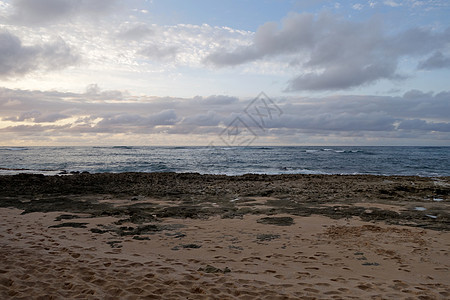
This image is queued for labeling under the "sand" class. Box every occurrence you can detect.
[0,173,449,299]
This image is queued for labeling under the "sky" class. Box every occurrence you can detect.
[0,0,449,146]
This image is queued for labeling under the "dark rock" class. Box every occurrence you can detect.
[90,228,107,234]
[106,241,122,248]
[49,222,88,228]
[362,262,380,266]
[133,236,150,240]
[257,216,294,226]
[55,214,81,221]
[118,224,160,236]
[228,245,243,251]
[256,234,280,242]
[181,243,201,249]
[198,265,231,273]
[165,232,186,238]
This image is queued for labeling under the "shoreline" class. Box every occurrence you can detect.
[1,172,449,231]
[2,169,450,177]
[1,173,449,299]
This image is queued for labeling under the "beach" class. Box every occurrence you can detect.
[0,173,449,299]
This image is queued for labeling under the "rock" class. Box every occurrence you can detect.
[198,265,231,273]
[181,243,202,249]
[257,216,294,226]
[49,222,88,228]
[256,234,280,242]
[133,236,150,240]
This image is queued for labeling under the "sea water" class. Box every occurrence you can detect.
[0,146,449,177]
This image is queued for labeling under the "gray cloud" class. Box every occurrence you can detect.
[1,87,449,142]
[9,0,117,25]
[138,44,180,61]
[95,110,179,129]
[181,111,222,127]
[267,111,396,132]
[4,110,69,123]
[205,12,450,91]
[0,31,80,79]
[4,110,41,122]
[418,51,450,70]
[34,113,69,123]
[398,119,450,132]
[84,84,124,100]
[116,23,154,40]
[193,95,239,105]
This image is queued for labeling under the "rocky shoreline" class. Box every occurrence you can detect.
[1,173,449,231]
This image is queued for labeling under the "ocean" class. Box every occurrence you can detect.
[0,146,449,177]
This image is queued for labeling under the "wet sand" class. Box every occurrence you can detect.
[0,173,449,299]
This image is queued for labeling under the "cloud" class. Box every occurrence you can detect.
[138,44,180,61]
[116,23,154,40]
[0,31,80,79]
[4,109,69,123]
[267,111,396,131]
[398,119,450,132]
[287,63,399,91]
[383,1,402,7]
[194,95,239,105]
[9,0,117,25]
[181,111,222,126]
[205,12,450,91]
[4,110,41,122]
[418,51,450,70]
[95,109,179,129]
[84,84,124,100]
[0,87,449,144]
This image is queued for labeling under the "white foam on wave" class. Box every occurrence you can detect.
[5,147,28,151]
[0,167,66,176]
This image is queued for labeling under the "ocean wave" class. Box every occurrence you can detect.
[0,167,66,176]
[305,149,319,153]
[0,146,448,177]
[4,147,28,151]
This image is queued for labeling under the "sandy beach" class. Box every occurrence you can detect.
[1,173,449,299]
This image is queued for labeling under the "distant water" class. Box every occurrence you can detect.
[0,146,449,177]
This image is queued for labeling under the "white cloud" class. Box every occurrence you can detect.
[383,1,402,7]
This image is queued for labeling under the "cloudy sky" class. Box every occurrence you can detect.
[0,0,449,146]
